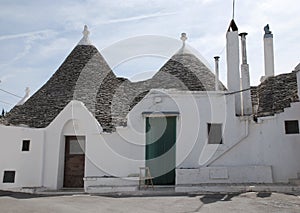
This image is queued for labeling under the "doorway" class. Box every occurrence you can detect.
[63,136,85,188]
[145,116,176,185]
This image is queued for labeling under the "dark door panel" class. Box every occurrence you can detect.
[64,136,85,188]
[146,116,176,185]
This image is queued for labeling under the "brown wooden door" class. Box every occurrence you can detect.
[63,136,85,188]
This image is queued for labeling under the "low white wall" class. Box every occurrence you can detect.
[176,166,273,184]
[85,131,144,178]
[0,125,44,189]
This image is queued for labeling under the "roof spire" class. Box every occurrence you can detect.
[227,0,238,32]
[78,25,92,45]
[181,33,187,46]
[232,0,235,19]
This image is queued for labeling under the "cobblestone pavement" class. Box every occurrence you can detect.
[0,191,300,213]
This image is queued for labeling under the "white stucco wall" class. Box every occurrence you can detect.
[211,102,300,183]
[0,125,44,189]
[83,89,252,181]
[1,88,299,191]
[83,89,234,183]
[106,89,299,184]
[42,100,101,189]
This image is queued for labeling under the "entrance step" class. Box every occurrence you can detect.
[86,185,178,195]
[87,185,138,193]
[86,185,176,194]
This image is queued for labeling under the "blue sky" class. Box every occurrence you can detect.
[0,0,299,111]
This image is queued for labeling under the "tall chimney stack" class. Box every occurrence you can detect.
[295,64,300,100]
[214,56,220,91]
[239,32,252,115]
[263,24,275,79]
[226,19,242,115]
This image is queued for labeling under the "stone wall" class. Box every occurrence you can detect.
[254,72,298,117]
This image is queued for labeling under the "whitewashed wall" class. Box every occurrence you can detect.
[0,89,299,191]
[0,125,44,189]
[43,100,101,189]
[84,89,251,184]
[211,101,300,183]
[39,90,300,187]
[84,89,299,184]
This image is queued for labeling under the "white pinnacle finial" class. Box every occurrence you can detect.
[181,33,187,44]
[181,33,187,48]
[16,87,30,106]
[78,25,92,45]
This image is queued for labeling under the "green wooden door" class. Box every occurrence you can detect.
[146,116,176,185]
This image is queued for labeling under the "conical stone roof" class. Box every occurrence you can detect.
[4,31,226,132]
[6,44,118,128]
[152,48,226,91]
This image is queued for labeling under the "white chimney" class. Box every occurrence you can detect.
[297,71,300,99]
[263,24,275,78]
[239,32,252,115]
[226,19,242,115]
[295,64,300,99]
[214,56,220,91]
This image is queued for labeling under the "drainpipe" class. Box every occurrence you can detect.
[296,68,300,99]
[214,56,220,91]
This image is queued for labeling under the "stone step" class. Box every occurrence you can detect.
[84,177,139,187]
[87,185,138,194]
[86,185,176,194]
[289,178,300,186]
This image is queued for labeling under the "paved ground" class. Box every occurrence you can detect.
[0,191,300,212]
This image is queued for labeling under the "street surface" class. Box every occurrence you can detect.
[0,191,300,212]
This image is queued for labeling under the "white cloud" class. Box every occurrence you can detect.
[0,29,56,41]
[92,12,177,27]
[0,29,58,69]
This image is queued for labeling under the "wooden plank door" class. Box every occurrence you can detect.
[63,136,85,188]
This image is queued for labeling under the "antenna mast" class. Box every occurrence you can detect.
[232,0,235,19]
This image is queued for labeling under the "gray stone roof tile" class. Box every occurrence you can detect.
[251,71,299,117]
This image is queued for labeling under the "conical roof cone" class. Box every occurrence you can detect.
[152,33,226,91]
[6,32,117,128]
